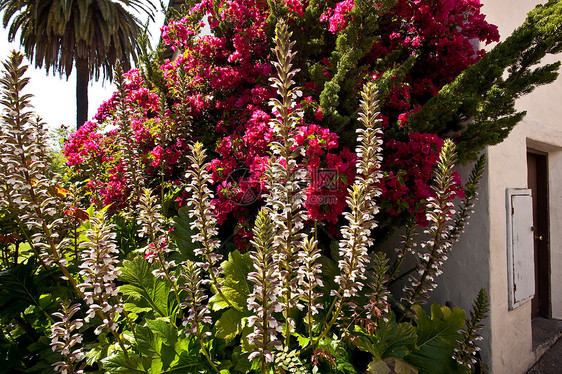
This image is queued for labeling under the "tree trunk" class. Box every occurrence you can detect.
[76,57,89,129]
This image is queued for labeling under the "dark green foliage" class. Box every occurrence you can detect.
[353,314,417,362]
[318,0,397,127]
[112,213,140,257]
[0,261,40,321]
[209,250,253,312]
[171,206,199,262]
[215,308,250,341]
[404,304,468,374]
[351,305,469,374]
[119,258,178,318]
[408,0,562,162]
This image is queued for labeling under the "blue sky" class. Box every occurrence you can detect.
[0,1,166,130]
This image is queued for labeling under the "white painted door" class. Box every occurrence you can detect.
[507,189,535,309]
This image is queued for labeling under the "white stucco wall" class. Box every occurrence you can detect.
[435,1,562,373]
[470,0,562,372]
[485,115,562,374]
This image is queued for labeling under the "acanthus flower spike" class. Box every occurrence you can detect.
[264,19,309,345]
[77,211,123,335]
[335,81,383,306]
[247,207,283,368]
[50,301,85,374]
[185,141,230,307]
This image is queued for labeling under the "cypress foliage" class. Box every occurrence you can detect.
[408,0,562,162]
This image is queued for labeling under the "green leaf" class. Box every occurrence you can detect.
[393,359,418,374]
[171,206,199,262]
[367,360,390,374]
[102,351,151,374]
[353,313,416,361]
[215,308,248,341]
[209,250,252,311]
[231,344,252,373]
[368,358,418,374]
[118,258,175,318]
[0,261,43,321]
[172,334,209,372]
[146,319,179,346]
[134,325,177,372]
[294,332,311,348]
[123,303,152,314]
[404,304,466,374]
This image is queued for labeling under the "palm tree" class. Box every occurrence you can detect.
[0,0,154,128]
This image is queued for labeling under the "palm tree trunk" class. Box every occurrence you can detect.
[76,57,89,129]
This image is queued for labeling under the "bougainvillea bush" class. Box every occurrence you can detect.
[62,0,501,247]
[62,0,562,250]
[63,0,562,250]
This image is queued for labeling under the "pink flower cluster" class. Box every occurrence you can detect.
[380,133,464,224]
[366,0,499,126]
[321,0,355,33]
[63,70,193,210]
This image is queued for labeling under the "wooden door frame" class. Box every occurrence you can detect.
[527,149,551,319]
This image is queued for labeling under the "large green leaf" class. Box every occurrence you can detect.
[102,351,151,374]
[353,314,417,361]
[209,250,252,312]
[118,258,176,318]
[135,325,176,372]
[171,206,199,262]
[109,323,207,374]
[146,318,178,347]
[0,261,44,321]
[368,358,418,374]
[172,333,209,372]
[215,308,249,341]
[404,304,466,374]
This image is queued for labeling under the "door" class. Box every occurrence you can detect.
[527,151,550,319]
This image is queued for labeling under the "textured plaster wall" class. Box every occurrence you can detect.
[485,118,562,374]
[487,125,534,374]
[435,1,562,373]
